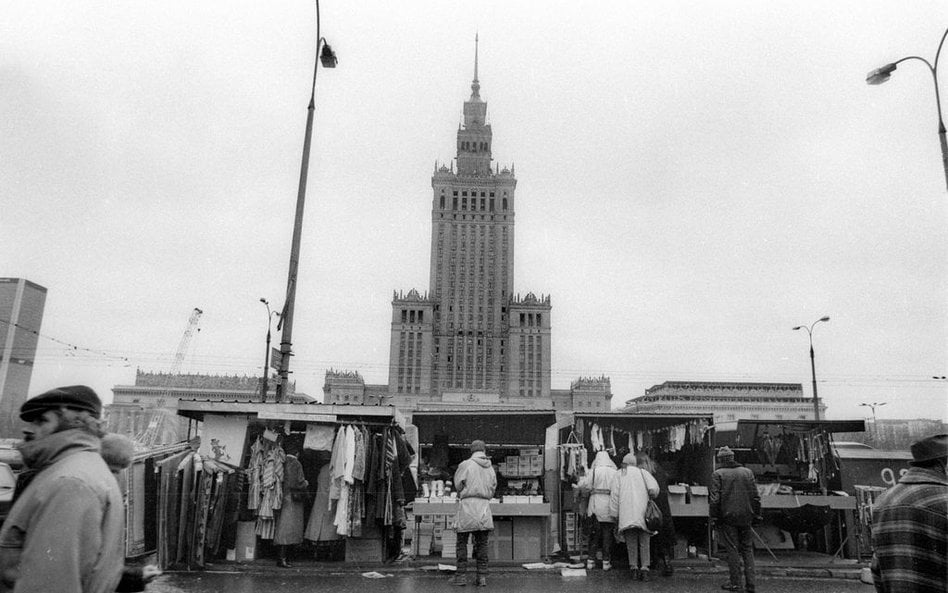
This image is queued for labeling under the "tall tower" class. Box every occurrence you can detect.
[0,278,47,437]
[389,39,552,407]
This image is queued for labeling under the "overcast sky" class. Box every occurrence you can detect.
[3,1,946,423]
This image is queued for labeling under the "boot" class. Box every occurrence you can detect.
[641,569,651,582]
[475,576,487,587]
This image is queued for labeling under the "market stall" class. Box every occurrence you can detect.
[171,398,411,569]
[553,412,715,563]
[409,409,557,562]
[713,419,866,558]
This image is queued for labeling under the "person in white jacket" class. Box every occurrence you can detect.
[609,452,659,581]
[451,440,497,587]
[576,450,618,570]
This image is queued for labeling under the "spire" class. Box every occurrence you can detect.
[471,33,481,99]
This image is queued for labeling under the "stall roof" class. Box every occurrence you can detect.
[411,409,557,446]
[176,397,405,426]
[566,412,714,431]
[714,419,866,448]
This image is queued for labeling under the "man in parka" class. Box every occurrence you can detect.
[709,446,761,593]
[451,440,497,587]
[0,386,125,593]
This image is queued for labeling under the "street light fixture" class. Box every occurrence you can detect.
[866,27,948,191]
[859,401,887,443]
[275,0,337,403]
[259,298,280,401]
[792,316,831,421]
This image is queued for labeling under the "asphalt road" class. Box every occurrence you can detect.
[148,570,873,593]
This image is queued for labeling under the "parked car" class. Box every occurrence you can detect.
[0,462,17,526]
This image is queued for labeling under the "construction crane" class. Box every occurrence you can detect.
[138,308,203,447]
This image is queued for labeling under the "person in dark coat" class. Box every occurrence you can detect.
[871,434,947,593]
[636,452,675,576]
[709,446,761,593]
[274,442,309,567]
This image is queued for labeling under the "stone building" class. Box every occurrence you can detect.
[325,43,610,412]
[0,278,46,438]
[622,381,822,424]
[108,369,310,445]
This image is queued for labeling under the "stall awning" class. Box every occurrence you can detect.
[411,409,557,446]
[714,419,866,448]
[176,398,405,426]
[566,412,715,433]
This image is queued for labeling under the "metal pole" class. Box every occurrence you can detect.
[276,3,324,403]
[809,339,820,421]
[262,318,271,401]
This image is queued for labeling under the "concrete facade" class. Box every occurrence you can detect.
[325,47,611,412]
[0,278,46,438]
[622,381,823,424]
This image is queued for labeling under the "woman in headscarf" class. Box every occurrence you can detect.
[636,451,675,576]
[609,452,659,581]
[576,451,619,570]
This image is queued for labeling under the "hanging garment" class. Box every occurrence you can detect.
[305,462,340,542]
[274,454,309,545]
[303,424,335,451]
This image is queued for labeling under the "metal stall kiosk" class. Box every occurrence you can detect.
[174,398,409,569]
[552,412,715,564]
[713,419,866,560]
[409,409,557,562]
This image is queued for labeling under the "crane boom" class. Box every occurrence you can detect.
[138,308,203,447]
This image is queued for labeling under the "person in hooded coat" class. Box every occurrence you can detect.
[576,450,618,570]
[609,452,659,581]
[450,440,496,587]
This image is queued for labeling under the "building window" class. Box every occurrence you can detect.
[503,198,508,210]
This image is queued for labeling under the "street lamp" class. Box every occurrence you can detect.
[259,298,280,401]
[792,316,831,421]
[859,401,887,443]
[867,27,948,191]
[275,0,337,403]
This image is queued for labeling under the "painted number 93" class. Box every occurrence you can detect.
[881,467,908,487]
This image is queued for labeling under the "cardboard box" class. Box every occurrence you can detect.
[520,448,540,456]
[668,484,687,505]
[234,521,256,561]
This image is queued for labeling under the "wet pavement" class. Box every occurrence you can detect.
[148,570,873,593]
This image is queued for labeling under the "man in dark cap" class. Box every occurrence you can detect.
[0,386,125,593]
[450,439,496,587]
[709,446,761,593]
[871,434,948,593]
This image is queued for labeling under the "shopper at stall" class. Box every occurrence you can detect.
[709,446,761,593]
[870,433,947,593]
[576,450,618,570]
[636,451,675,577]
[274,442,309,568]
[0,385,125,593]
[609,452,659,581]
[451,439,497,587]
[100,433,163,592]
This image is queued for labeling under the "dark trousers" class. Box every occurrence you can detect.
[456,530,491,576]
[719,524,756,592]
[587,520,615,562]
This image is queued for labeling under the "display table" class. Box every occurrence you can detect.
[760,494,855,510]
[412,501,551,561]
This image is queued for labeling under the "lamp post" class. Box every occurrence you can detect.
[867,27,948,191]
[792,316,831,421]
[859,401,887,443]
[274,0,337,403]
[259,298,280,401]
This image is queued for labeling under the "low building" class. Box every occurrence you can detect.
[108,369,311,445]
[622,381,822,424]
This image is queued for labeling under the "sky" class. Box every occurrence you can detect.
[2,1,946,423]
